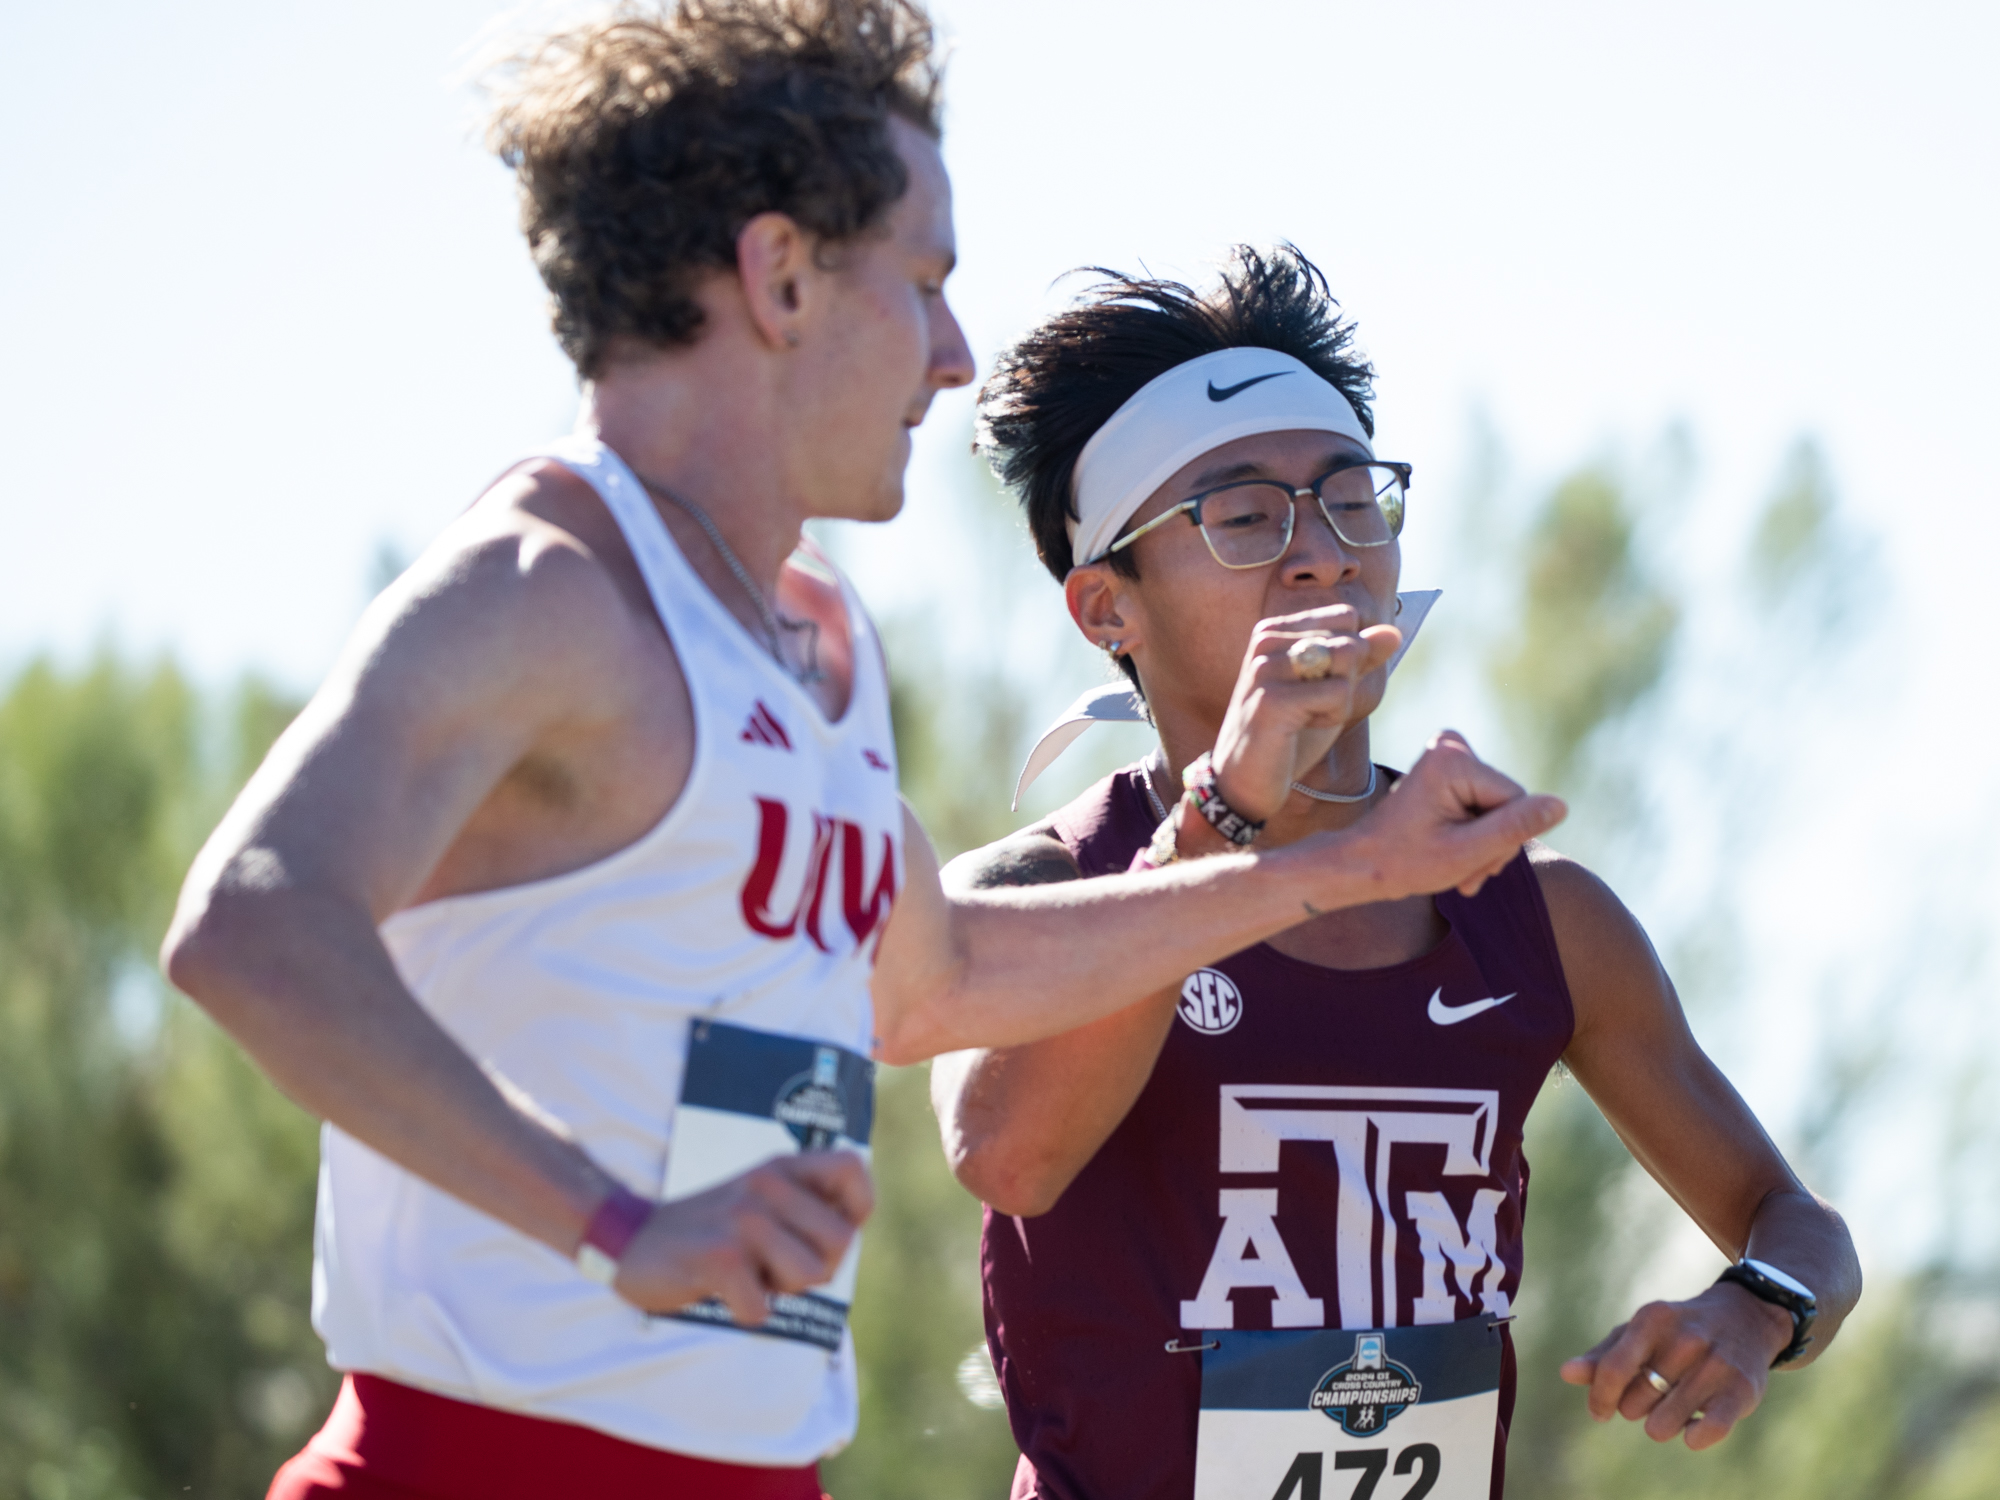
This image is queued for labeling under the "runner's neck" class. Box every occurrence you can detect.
[580,366,808,609]
[1148,714,1383,848]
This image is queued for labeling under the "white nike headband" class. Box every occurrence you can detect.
[1067,347,1374,568]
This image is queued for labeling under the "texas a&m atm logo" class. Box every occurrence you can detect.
[739,798,897,959]
[1180,1085,1511,1331]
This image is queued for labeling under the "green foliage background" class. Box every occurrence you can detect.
[1,430,1996,1497]
[0,665,331,1498]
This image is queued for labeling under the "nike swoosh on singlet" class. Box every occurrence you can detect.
[1426,988,1517,1026]
[1206,371,1293,402]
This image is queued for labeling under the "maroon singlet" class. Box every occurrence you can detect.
[983,767,1574,1500]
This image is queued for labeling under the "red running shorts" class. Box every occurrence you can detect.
[269,1373,828,1500]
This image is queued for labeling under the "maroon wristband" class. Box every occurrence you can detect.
[576,1182,653,1286]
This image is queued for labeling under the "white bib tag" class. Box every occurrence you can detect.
[657,1019,874,1350]
[1193,1317,1502,1500]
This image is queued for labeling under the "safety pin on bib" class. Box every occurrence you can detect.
[1169,1318,1510,1353]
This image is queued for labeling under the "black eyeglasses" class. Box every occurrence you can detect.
[1104,459,1410,569]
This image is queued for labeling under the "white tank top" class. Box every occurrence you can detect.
[310,434,905,1465]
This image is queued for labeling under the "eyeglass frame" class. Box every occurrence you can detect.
[1100,457,1412,569]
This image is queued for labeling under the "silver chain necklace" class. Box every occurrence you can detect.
[1141,751,1171,823]
[1291,760,1378,805]
[1142,751,1378,818]
[638,475,823,686]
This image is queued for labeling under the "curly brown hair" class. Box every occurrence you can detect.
[486,0,943,377]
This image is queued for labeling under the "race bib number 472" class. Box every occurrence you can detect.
[1194,1317,1502,1500]
[657,1020,874,1350]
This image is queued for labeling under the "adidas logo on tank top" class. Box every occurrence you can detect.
[312,434,903,1468]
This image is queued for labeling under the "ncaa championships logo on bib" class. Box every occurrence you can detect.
[1179,969,1243,1035]
[1310,1333,1423,1436]
[774,1046,849,1150]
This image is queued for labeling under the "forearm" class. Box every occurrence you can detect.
[1743,1186,1861,1364]
[881,831,1382,1062]
[164,883,616,1256]
[933,988,1181,1216]
[878,738,1561,1063]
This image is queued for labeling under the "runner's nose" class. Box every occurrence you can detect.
[931,296,975,390]
[1281,494,1361,585]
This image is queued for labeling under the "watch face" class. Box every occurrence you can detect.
[1743,1258,1815,1303]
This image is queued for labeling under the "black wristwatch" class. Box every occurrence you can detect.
[1716,1258,1817,1367]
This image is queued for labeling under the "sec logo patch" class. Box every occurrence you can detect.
[1178,968,1243,1035]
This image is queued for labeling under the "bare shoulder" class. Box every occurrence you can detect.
[941,823,1080,894]
[453,460,657,646]
[1525,841,1619,914]
[1527,843,1673,1034]
[1527,842,1653,952]
[345,463,666,714]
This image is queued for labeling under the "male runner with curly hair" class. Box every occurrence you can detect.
[164,9,1561,1497]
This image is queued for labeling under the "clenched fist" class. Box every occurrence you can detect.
[613,1150,875,1324]
[1311,731,1567,903]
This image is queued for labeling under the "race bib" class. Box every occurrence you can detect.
[1194,1317,1502,1500]
[657,1019,874,1350]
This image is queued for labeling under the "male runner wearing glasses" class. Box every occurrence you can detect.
[160,9,1561,1499]
[934,246,1860,1500]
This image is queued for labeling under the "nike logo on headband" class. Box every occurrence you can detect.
[1207,371,1293,402]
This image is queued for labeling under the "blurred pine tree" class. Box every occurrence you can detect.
[1474,457,1686,1495]
[1480,442,2000,1498]
[0,658,327,1499]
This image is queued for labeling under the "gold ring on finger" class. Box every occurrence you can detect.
[1286,637,1336,681]
[1642,1367,1673,1397]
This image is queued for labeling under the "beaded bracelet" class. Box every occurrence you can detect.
[1181,752,1265,847]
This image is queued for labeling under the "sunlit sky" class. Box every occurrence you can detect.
[8,0,1995,686]
[5,0,1997,1270]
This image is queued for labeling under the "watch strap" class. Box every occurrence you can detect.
[1716,1260,1816,1366]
